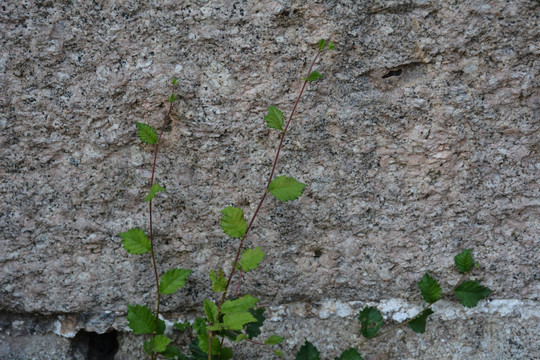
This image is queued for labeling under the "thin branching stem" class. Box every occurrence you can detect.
[219,50,322,308]
[148,82,177,360]
[208,49,323,360]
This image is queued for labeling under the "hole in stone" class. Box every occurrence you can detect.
[72,330,119,360]
[382,68,402,78]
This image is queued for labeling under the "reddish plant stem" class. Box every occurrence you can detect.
[148,83,176,360]
[234,271,243,298]
[219,51,322,308]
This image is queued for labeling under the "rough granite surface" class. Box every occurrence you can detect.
[0,0,538,359]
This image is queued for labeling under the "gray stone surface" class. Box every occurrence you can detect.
[1,0,538,359]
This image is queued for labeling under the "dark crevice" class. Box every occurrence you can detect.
[382,68,402,78]
[71,330,118,360]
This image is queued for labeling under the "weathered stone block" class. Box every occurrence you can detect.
[1,0,538,358]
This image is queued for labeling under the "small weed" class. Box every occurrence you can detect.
[118,40,490,359]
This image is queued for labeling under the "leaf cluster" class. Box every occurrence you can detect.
[354,249,491,344]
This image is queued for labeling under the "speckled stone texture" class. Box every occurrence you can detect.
[1,0,538,359]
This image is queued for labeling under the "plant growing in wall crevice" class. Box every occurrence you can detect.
[118,77,192,360]
[118,40,491,359]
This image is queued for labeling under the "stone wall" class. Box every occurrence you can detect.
[1,0,538,359]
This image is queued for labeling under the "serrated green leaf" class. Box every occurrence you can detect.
[145,334,171,353]
[118,228,151,255]
[221,206,248,239]
[265,105,284,131]
[223,311,257,330]
[221,295,259,314]
[302,71,323,82]
[192,317,207,335]
[189,339,209,359]
[245,307,265,339]
[327,41,335,50]
[210,269,227,293]
[143,339,152,355]
[171,77,178,85]
[358,306,382,339]
[144,182,166,202]
[269,175,306,202]
[156,317,166,335]
[274,349,284,357]
[197,333,221,355]
[219,347,233,360]
[265,335,284,345]
[196,333,217,355]
[159,268,192,295]
[169,94,177,103]
[239,246,265,272]
[161,344,182,359]
[216,328,237,342]
[454,249,474,273]
[318,39,327,51]
[334,348,363,360]
[127,304,156,334]
[204,298,219,324]
[174,321,190,331]
[418,273,442,304]
[235,334,249,342]
[455,280,492,308]
[206,324,223,331]
[295,339,321,360]
[408,308,434,334]
[135,122,158,144]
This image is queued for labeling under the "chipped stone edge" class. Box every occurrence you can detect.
[267,298,540,323]
[47,299,539,339]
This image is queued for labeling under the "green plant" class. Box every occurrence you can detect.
[119,40,491,359]
[118,77,192,360]
[299,248,492,360]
